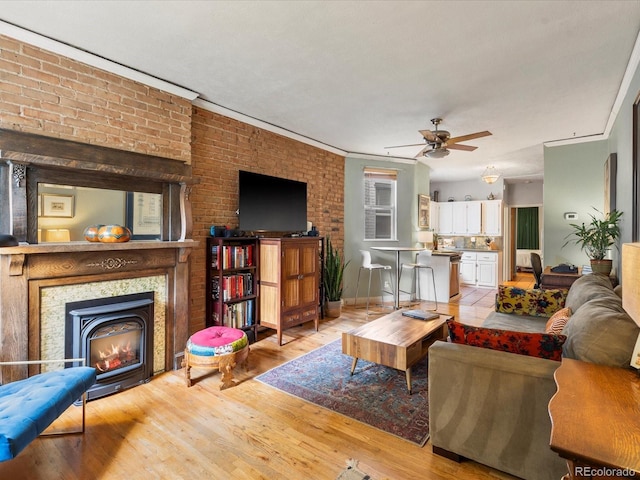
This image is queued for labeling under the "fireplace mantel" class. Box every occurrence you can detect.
[0,239,197,383]
[0,130,199,383]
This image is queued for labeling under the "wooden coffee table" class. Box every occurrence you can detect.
[342,309,452,394]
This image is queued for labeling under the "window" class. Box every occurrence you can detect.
[364,168,397,240]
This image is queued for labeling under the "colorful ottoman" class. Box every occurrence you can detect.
[183,326,249,389]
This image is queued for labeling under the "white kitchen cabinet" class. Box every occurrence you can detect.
[482,200,502,236]
[430,201,439,232]
[476,252,498,287]
[460,252,477,285]
[460,251,500,288]
[465,201,482,234]
[438,202,453,234]
[449,201,481,235]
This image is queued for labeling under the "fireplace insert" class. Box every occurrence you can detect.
[65,292,154,400]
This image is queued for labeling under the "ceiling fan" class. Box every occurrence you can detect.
[386,118,492,159]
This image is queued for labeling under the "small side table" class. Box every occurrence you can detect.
[548,358,640,479]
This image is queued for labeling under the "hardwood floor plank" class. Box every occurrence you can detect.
[0,283,529,480]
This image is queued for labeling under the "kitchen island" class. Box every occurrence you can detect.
[405,250,461,303]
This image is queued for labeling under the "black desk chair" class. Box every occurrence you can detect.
[531,252,543,289]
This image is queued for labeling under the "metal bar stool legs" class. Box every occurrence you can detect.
[354,250,394,315]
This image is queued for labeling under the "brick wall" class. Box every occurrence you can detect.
[0,35,191,162]
[0,34,346,337]
[190,107,345,332]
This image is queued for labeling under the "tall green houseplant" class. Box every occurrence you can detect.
[323,236,349,317]
[563,208,622,275]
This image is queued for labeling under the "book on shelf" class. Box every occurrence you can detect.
[213,299,255,328]
[221,273,253,301]
[221,244,255,270]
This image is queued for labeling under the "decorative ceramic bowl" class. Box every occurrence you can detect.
[98,225,131,243]
[83,224,104,242]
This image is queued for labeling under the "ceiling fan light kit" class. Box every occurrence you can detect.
[481,166,501,184]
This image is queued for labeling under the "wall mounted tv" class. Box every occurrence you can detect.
[238,170,308,233]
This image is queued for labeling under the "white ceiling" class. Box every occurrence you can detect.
[1,1,640,182]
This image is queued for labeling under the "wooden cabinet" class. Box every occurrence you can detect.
[259,237,320,346]
[206,237,259,341]
[481,200,502,236]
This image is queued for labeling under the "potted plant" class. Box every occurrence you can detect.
[323,236,349,317]
[563,208,623,275]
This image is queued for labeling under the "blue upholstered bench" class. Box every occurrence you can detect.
[0,363,96,462]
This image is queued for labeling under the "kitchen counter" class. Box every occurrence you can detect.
[438,248,501,253]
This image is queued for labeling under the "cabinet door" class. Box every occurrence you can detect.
[282,244,302,311]
[430,202,440,232]
[477,261,497,287]
[466,201,482,235]
[281,241,318,311]
[460,261,477,285]
[299,242,319,307]
[452,203,467,234]
[438,202,453,234]
[482,200,502,236]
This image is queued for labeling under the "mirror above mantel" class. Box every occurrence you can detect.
[37,184,163,242]
[0,128,196,244]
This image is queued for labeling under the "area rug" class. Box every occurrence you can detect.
[256,340,430,446]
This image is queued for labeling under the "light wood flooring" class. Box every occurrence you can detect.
[0,274,534,480]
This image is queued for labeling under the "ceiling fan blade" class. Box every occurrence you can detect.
[385,143,427,149]
[446,130,492,145]
[447,143,477,152]
[418,129,439,143]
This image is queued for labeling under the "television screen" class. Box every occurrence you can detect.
[238,171,308,232]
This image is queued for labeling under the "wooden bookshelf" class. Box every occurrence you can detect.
[205,237,259,342]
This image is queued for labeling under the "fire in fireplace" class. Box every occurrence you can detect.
[65,292,154,400]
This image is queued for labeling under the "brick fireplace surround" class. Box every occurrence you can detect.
[0,129,197,383]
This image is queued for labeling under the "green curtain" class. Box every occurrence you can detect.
[517,207,539,249]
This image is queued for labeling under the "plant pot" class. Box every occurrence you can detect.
[325,300,342,318]
[590,259,612,276]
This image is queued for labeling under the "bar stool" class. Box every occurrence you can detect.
[399,250,438,310]
[354,250,394,314]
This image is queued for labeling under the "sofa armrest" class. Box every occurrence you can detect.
[428,341,567,480]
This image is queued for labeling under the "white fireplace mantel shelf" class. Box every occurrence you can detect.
[0,239,198,255]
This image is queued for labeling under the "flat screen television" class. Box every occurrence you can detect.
[238,171,307,233]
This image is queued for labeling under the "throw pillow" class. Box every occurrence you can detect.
[495,286,567,317]
[447,319,566,361]
[545,307,572,335]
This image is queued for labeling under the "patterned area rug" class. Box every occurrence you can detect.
[256,340,429,446]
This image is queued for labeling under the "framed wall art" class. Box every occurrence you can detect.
[41,194,74,218]
[125,192,162,239]
[418,194,430,229]
[604,152,617,215]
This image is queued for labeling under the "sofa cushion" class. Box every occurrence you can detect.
[447,319,566,361]
[565,273,614,312]
[562,296,639,367]
[496,286,566,317]
[545,307,572,335]
[483,311,548,333]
